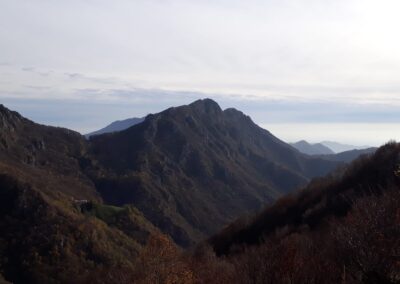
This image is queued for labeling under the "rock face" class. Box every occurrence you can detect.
[0,105,21,131]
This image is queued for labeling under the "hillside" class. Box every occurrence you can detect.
[291,140,335,155]
[87,99,342,245]
[206,142,400,283]
[0,173,160,283]
[0,104,99,201]
[0,105,160,283]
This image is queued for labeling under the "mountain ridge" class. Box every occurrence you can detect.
[85,117,145,138]
[321,140,371,153]
[290,140,335,155]
[87,98,342,245]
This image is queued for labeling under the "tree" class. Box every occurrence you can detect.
[133,233,194,284]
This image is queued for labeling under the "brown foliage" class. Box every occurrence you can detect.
[196,187,399,284]
[133,233,194,284]
[210,142,400,256]
[188,244,236,284]
[332,190,400,283]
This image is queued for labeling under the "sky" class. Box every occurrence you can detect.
[1,0,400,146]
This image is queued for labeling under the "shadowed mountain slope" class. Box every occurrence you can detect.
[209,142,400,256]
[0,105,160,283]
[0,104,98,201]
[87,99,341,246]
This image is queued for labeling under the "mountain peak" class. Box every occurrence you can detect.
[223,107,243,115]
[189,98,222,113]
[223,108,253,124]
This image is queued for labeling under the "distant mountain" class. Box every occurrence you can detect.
[291,140,335,155]
[317,147,377,163]
[85,117,144,137]
[321,140,371,153]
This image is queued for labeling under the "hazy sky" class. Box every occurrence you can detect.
[1,0,399,146]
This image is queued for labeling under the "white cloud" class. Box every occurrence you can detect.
[2,0,400,98]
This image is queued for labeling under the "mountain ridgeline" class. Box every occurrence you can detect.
[321,140,371,153]
[85,117,144,138]
[290,140,335,155]
[0,99,364,283]
[86,99,341,245]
